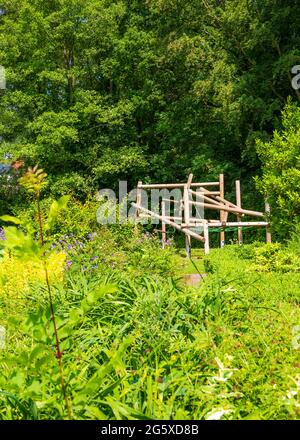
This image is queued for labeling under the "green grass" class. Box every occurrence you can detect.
[172,248,206,276]
[0,238,299,420]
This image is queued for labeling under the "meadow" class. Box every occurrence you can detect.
[0,196,299,420]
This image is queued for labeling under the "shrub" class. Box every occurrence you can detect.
[0,251,66,298]
[256,100,300,239]
[251,243,300,273]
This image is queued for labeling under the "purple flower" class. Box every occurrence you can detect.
[0,228,5,241]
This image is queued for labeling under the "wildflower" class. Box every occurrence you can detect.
[0,228,5,241]
[90,256,98,261]
[206,409,233,420]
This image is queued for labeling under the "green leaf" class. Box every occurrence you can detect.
[45,195,70,232]
[85,406,107,420]
[0,215,22,225]
[2,226,40,259]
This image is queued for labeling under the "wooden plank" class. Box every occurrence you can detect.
[189,201,265,218]
[235,180,243,245]
[132,203,205,242]
[265,200,272,243]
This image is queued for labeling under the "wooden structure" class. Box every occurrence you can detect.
[132,174,271,255]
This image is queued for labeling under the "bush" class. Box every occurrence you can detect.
[256,100,300,239]
[251,243,300,273]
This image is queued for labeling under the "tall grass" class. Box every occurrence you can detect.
[0,241,299,419]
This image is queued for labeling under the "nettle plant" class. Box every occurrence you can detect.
[0,166,72,418]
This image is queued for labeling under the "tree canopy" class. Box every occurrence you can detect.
[1,0,300,213]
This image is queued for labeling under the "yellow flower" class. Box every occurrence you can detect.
[0,251,66,298]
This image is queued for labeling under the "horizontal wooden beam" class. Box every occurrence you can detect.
[162,198,182,204]
[132,203,205,242]
[189,201,264,218]
[138,182,220,189]
[207,221,269,227]
[189,189,222,207]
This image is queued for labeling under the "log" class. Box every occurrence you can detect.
[132,203,205,242]
[206,221,269,227]
[219,173,225,248]
[161,200,166,249]
[187,173,193,188]
[189,189,222,207]
[203,220,210,255]
[136,180,142,219]
[235,180,243,245]
[183,185,190,226]
[162,198,182,204]
[189,188,239,211]
[138,182,220,189]
[189,201,265,217]
[265,200,272,243]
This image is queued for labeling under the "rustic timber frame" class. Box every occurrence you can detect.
[132,174,271,255]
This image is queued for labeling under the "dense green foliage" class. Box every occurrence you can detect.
[256,100,300,238]
[0,221,299,419]
[1,0,300,422]
[1,0,300,210]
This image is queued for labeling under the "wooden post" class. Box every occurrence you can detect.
[136,181,142,221]
[185,234,191,258]
[189,200,264,217]
[132,203,205,241]
[235,180,243,245]
[184,180,192,257]
[203,220,210,255]
[265,200,272,243]
[161,200,166,249]
[187,173,193,189]
[219,174,225,248]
